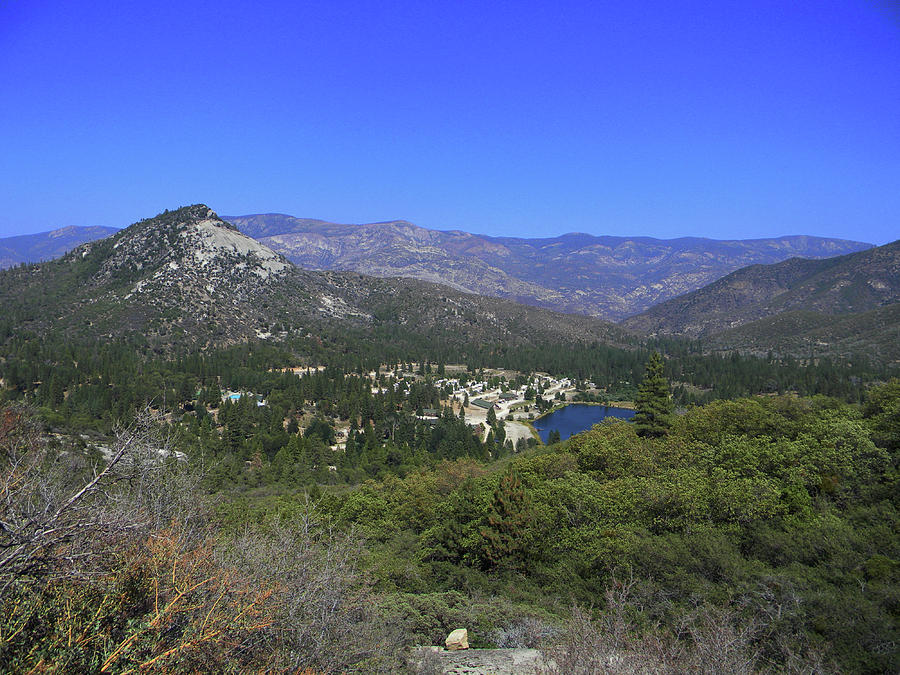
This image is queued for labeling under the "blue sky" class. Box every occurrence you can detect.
[1,0,898,243]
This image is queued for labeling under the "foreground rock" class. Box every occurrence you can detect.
[445,628,469,650]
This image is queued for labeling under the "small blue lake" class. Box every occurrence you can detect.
[532,404,635,443]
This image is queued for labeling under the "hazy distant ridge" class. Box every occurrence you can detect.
[225,213,872,320]
[0,226,118,269]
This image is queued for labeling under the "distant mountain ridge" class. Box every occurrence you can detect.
[0,226,118,268]
[2,215,872,322]
[224,213,873,320]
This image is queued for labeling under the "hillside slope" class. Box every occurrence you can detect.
[706,304,900,363]
[225,213,871,320]
[622,240,900,338]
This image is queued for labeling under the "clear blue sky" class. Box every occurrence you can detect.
[1,0,898,243]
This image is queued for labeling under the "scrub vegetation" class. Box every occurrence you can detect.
[1,375,897,672]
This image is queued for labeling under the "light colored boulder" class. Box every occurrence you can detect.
[445,628,469,650]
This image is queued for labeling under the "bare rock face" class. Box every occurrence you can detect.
[66,204,295,347]
[445,628,469,651]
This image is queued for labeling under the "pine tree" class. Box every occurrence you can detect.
[480,469,533,570]
[633,351,674,437]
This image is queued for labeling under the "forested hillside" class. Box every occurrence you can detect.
[622,240,900,350]
[1,285,898,672]
[324,389,900,673]
[705,303,900,363]
[1,383,897,672]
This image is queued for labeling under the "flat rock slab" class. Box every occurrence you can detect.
[437,648,551,674]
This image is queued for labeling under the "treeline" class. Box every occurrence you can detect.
[0,328,895,495]
[2,329,891,427]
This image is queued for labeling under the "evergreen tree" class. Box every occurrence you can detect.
[494,423,506,446]
[633,351,674,437]
[480,469,533,570]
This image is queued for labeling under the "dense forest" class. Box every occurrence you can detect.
[0,328,898,672]
[1,381,897,672]
[0,327,892,490]
[1,328,888,421]
[324,389,899,672]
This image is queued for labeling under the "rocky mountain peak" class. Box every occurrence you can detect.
[26,205,299,346]
[84,205,289,292]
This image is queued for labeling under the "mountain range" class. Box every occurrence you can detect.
[224,213,871,320]
[0,206,631,352]
[2,209,896,363]
[6,215,870,322]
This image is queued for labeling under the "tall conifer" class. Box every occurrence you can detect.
[633,351,673,437]
[480,469,533,570]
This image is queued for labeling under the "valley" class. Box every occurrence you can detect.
[0,204,897,674]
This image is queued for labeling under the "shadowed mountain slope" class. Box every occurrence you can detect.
[619,240,900,362]
[705,303,900,363]
[622,240,900,338]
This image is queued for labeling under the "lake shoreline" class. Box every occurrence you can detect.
[532,399,635,423]
[531,403,637,444]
